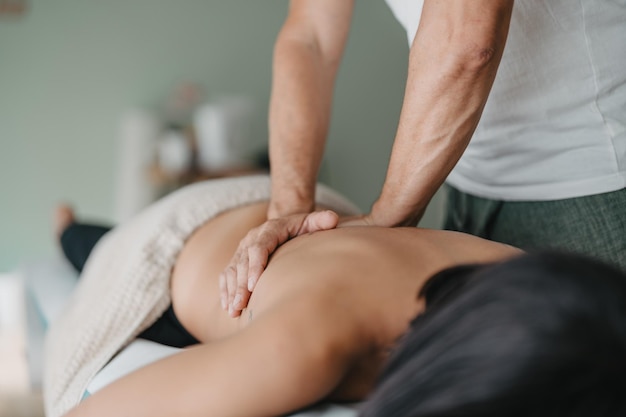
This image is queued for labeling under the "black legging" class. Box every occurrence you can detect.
[60,223,111,272]
[60,222,200,348]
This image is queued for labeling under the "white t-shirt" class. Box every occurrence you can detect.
[385,0,626,201]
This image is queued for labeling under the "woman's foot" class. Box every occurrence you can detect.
[54,204,75,239]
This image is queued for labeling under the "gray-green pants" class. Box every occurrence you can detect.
[444,186,626,271]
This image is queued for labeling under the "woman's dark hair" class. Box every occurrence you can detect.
[361,251,626,417]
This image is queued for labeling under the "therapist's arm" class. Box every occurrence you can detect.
[220,0,354,317]
[368,0,514,227]
[223,0,514,315]
[269,0,354,218]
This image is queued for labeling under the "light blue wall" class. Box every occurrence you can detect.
[0,0,444,272]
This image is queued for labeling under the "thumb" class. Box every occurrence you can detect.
[299,210,339,234]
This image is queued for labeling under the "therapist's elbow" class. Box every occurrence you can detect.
[412,33,503,78]
[463,41,499,71]
[470,43,498,68]
[446,39,501,76]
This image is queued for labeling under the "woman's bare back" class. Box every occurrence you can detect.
[170,202,521,400]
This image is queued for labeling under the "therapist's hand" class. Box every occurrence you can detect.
[337,214,375,228]
[220,210,339,317]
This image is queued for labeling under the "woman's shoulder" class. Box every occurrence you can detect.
[276,226,521,268]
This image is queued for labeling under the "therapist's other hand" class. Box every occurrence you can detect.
[220,210,339,317]
[337,214,375,228]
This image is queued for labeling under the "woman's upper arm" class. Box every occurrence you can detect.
[67,296,363,417]
[194,296,365,415]
[233,300,360,413]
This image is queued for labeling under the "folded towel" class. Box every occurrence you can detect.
[44,175,359,417]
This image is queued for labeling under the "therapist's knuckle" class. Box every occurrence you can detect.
[247,242,264,255]
[259,223,270,236]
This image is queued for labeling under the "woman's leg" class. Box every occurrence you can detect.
[54,205,199,348]
[55,205,112,273]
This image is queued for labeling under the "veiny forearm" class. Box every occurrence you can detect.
[372,1,513,227]
[268,1,352,218]
[268,36,336,217]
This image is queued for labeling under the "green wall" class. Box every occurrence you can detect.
[0,0,444,272]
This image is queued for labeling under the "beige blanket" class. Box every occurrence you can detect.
[44,175,360,417]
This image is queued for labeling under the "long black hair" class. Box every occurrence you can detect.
[360,251,626,417]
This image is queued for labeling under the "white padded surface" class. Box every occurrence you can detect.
[86,339,180,394]
[22,256,78,327]
[21,256,79,388]
[291,404,360,417]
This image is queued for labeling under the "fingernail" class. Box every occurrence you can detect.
[233,294,242,308]
[221,296,227,310]
[228,305,234,316]
[248,277,255,291]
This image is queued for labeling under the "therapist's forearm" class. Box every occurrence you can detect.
[267,0,353,218]
[371,1,513,227]
[267,0,353,220]
[268,35,338,219]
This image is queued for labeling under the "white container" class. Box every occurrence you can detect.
[156,129,192,175]
[194,96,254,171]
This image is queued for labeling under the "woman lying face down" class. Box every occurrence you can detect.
[62,202,625,417]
